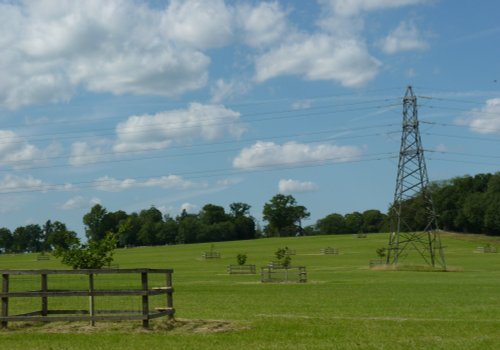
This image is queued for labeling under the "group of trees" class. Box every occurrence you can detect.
[398,172,500,236]
[1,171,499,254]
[309,209,388,235]
[0,221,78,254]
[82,203,256,248]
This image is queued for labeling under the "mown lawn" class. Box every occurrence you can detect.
[1,232,499,349]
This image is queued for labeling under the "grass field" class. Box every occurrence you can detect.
[1,232,499,349]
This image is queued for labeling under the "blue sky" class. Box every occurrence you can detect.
[0,0,499,236]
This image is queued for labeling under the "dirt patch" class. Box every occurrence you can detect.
[0,318,248,335]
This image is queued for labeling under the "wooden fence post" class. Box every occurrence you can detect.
[89,273,95,326]
[1,273,9,328]
[141,272,149,328]
[166,272,173,319]
[41,273,48,318]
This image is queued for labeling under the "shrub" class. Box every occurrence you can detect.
[236,253,247,265]
[54,234,117,269]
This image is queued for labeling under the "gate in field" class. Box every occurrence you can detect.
[0,268,174,328]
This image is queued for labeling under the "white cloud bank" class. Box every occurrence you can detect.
[233,141,363,169]
[279,179,318,193]
[114,103,244,152]
[60,196,101,210]
[94,175,195,192]
[0,0,236,108]
[461,98,500,134]
[255,35,381,87]
[0,130,61,169]
[0,0,432,109]
[319,0,425,17]
[379,21,429,54]
[0,174,48,193]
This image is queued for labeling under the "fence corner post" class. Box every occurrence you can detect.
[1,273,9,328]
[141,271,149,328]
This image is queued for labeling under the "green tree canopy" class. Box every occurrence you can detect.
[263,194,310,237]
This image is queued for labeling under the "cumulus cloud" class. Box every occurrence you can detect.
[0,174,48,193]
[379,21,429,54]
[319,0,425,17]
[279,179,318,193]
[255,34,380,87]
[60,196,87,210]
[114,103,244,152]
[460,98,500,134]
[0,130,61,169]
[237,1,288,48]
[180,202,197,213]
[163,0,234,49]
[233,141,363,169]
[69,141,108,167]
[210,79,252,104]
[94,175,195,192]
[0,0,220,109]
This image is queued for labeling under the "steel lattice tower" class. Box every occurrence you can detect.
[386,86,446,269]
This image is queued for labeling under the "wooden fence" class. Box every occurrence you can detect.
[261,266,307,283]
[227,264,256,274]
[476,246,497,253]
[202,251,221,259]
[320,247,338,254]
[0,268,174,328]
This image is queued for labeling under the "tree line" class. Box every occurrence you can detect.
[1,171,499,253]
[398,172,500,236]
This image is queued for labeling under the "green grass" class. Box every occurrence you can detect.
[1,232,500,349]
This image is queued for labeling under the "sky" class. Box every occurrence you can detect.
[0,0,499,236]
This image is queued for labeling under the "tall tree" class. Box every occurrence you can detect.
[362,210,386,233]
[262,194,310,237]
[344,212,364,233]
[230,202,251,217]
[0,227,13,253]
[316,213,346,234]
[12,224,43,253]
[83,204,108,241]
[45,221,79,251]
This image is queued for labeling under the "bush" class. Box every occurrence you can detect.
[275,247,292,268]
[236,253,247,265]
[54,234,117,269]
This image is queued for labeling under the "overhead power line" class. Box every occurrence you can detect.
[0,124,400,171]
[0,153,397,195]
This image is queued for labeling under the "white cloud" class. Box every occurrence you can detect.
[379,21,429,54]
[180,202,197,213]
[60,196,87,210]
[279,179,318,193]
[94,175,195,192]
[0,174,48,193]
[233,141,363,169]
[291,100,313,110]
[254,34,380,87]
[0,130,61,169]
[60,196,102,210]
[114,103,244,152]
[237,1,288,48]
[163,0,234,49]
[461,98,500,134]
[216,178,242,187]
[210,79,252,104]
[0,0,214,109]
[69,141,107,167]
[319,0,425,17]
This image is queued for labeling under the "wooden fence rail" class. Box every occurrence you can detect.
[0,268,174,328]
[261,266,307,283]
[227,264,256,274]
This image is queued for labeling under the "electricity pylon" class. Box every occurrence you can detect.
[386,86,446,269]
